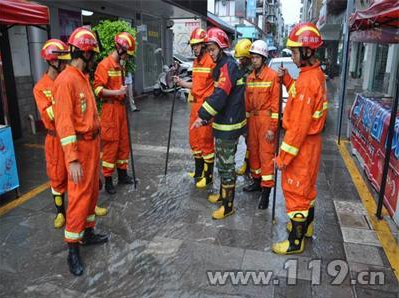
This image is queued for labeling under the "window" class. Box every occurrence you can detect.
[372,44,389,94]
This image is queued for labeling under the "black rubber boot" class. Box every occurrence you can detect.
[287,206,315,238]
[243,178,261,192]
[258,187,271,209]
[104,176,116,194]
[208,180,223,204]
[117,168,134,185]
[67,243,83,276]
[99,178,103,191]
[196,160,214,188]
[272,213,307,255]
[79,228,109,246]
[212,183,236,220]
[190,157,204,180]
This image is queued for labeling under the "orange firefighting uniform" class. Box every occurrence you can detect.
[275,62,328,216]
[189,52,215,161]
[245,66,280,187]
[93,55,129,177]
[33,73,68,196]
[53,65,101,242]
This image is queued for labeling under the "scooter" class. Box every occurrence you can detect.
[153,49,191,100]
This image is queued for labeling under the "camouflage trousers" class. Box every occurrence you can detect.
[215,138,239,184]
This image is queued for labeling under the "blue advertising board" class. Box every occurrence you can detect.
[0,126,19,195]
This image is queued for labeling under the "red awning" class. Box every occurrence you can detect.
[0,0,50,26]
[349,0,399,32]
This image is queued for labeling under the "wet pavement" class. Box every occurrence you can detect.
[0,82,398,298]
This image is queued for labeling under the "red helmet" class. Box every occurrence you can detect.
[68,27,99,53]
[115,32,136,56]
[189,28,207,45]
[40,39,71,61]
[205,27,230,49]
[287,22,323,49]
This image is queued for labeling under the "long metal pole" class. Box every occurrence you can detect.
[272,61,284,223]
[376,77,398,219]
[124,97,138,189]
[336,0,354,144]
[164,85,177,175]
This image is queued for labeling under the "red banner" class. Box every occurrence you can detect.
[349,94,399,216]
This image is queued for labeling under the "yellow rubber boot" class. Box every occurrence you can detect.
[212,184,235,220]
[196,160,214,188]
[208,193,223,204]
[272,213,307,255]
[53,194,65,229]
[208,182,223,204]
[236,151,249,175]
[286,206,314,237]
[95,205,108,216]
[54,213,65,229]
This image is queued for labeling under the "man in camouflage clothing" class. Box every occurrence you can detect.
[191,28,246,220]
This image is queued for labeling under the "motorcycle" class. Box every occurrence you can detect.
[153,48,191,100]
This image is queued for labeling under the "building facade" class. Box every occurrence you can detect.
[2,0,206,138]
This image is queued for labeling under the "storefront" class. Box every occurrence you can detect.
[347,0,399,225]
[0,0,51,195]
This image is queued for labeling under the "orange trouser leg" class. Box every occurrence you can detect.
[189,103,202,157]
[101,104,119,176]
[117,107,130,170]
[197,124,214,161]
[282,134,322,216]
[45,135,68,194]
[64,137,100,242]
[258,116,275,188]
[247,117,261,179]
[102,140,119,176]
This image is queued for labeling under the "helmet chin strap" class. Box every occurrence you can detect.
[216,47,224,61]
[48,61,63,73]
[299,47,314,66]
[115,45,127,61]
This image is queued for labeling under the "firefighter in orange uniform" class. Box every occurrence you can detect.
[272,23,328,255]
[243,40,279,209]
[93,32,136,194]
[53,27,109,276]
[33,39,70,229]
[174,28,215,188]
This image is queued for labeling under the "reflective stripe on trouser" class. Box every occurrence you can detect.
[215,138,238,184]
[45,134,68,194]
[189,102,215,161]
[65,137,100,243]
[247,115,276,187]
[101,103,130,177]
[282,134,322,215]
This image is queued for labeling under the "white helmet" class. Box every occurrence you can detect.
[249,40,268,58]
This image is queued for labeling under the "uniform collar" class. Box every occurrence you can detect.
[43,72,54,83]
[108,54,122,69]
[67,65,89,81]
[250,65,268,80]
[197,52,209,65]
[300,60,320,73]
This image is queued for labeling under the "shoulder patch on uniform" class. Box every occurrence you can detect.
[216,64,232,94]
